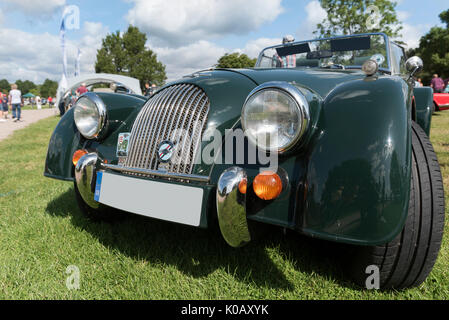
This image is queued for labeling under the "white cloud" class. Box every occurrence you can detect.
[153,40,227,82]
[1,0,66,18]
[239,38,281,58]
[397,11,410,22]
[153,37,282,83]
[126,0,283,46]
[297,0,327,39]
[397,23,429,49]
[0,21,108,83]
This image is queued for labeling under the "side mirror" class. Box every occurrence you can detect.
[406,56,423,77]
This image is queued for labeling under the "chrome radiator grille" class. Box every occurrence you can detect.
[123,84,210,175]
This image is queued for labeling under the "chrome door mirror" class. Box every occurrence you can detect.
[406,56,423,77]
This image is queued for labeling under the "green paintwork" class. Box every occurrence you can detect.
[44,67,416,245]
[413,87,433,136]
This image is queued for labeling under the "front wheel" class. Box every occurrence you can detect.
[348,121,445,289]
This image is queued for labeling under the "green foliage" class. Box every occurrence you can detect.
[40,79,58,98]
[30,88,41,96]
[15,80,36,94]
[316,0,402,38]
[217,53,257,69]
[95,25,167,89]
[0,79,10,93]
[411,9,449,83]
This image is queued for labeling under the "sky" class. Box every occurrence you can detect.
[0,0,447,85]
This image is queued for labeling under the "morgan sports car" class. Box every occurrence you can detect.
[44,33,445,289]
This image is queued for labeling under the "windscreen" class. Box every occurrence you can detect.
[256,34,389,71]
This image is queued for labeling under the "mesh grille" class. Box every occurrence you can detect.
[123,84,210,175]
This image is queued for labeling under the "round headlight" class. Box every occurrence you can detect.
[242,82,309,153]
[74,93,107,139]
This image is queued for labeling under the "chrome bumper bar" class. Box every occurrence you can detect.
[102,164,210,183]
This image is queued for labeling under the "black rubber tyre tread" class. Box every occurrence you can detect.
[349,121,445,289]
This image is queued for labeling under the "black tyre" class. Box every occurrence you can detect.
[349,121,445,289]
[433,102,439,113]
[74,181,124,222]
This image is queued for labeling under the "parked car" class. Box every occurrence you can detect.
[433,92,449,111]
[44,33,444,289]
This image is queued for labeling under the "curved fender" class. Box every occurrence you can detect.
[44,93,146,181]
[44,108,82,181]
[413,87,433,136]
[301,77,412,245]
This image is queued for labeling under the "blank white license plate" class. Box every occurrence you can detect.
[95,171,204,227]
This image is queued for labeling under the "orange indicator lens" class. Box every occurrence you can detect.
[253,171,283,200]
[72,150,88,166]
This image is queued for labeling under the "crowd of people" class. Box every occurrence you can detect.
[416,74,449,93]
[0,83,54,123]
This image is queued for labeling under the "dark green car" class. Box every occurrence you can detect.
[44,33,444,290]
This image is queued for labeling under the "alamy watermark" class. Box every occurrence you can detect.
[366,5,381,30]
[66,265,80,290]
[365,265,380,290]
[62,5,80,30]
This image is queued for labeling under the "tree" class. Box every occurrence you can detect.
[40,79,58,98]
[411,9,449,84]
[15,80,37,94]
[0,79,10,93]
[316,0,402,38]
[217,53,257,69]
[95,25,167,89]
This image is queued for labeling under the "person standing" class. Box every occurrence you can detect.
[274,35,297,68]
[36,95,42,110]
[0,92,7,122]
[430,74,445,93]
[144,81,152,96]
[76,83,88,96]
[9,84,23,122]
[417,78,424,87]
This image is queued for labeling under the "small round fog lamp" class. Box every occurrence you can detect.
[362,59,379,76]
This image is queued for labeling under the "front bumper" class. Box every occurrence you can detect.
[75,153,250,247]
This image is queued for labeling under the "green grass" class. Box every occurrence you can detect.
[0,114,448,300]
[20,104,53,111]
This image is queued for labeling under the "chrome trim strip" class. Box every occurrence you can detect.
[102,164,210,182]
[179,92,207,173]
[216,167,251,248]
[123,84,210,176]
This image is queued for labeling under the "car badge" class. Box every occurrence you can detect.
[157,141,175,163]
[116,133,130,157]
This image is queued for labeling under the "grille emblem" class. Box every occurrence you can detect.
[157,141,175,163]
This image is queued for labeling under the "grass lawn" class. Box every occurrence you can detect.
[0,114,448,300]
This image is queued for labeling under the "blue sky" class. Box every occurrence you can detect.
[0,0,447,84]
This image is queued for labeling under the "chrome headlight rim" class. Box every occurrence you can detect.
[74,92,108,140]
[241,81,310,154]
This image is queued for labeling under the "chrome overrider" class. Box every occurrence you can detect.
[74,153,100,209]
[216,167,251,248]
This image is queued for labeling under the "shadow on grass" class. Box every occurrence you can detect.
[46,187,358,291]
